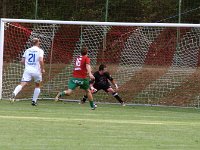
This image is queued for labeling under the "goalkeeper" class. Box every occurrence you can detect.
[81,64,125,106]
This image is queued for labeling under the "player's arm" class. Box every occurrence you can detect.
[89,73,97,93]
[39,50,45,73]
[86,64,96,93]
[89,78,95,86]
[21,50,26,64]
[111,79,119,90]
[89,81,97,93]
[86,64,95,80]
[39,57,45,73]
[106,72,119,90]
[21,57,25,64]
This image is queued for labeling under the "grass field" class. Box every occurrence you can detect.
[0,100,200,150]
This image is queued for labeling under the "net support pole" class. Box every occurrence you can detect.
[35,0,38,19]
[103,0,109,60]
[105,0,109,22]
[178,0,182,24]
[0,19,5,100]
[175,0,182,65]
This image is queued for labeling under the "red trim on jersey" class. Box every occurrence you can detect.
[73,55,90,78]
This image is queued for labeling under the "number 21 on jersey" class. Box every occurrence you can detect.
[28,53,36,62]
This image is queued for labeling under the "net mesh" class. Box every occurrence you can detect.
[2,21,200,107]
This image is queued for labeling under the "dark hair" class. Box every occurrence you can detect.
[99,64,106,71]
[81,46,88,55]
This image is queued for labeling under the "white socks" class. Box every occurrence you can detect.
[32,88,40,102]
[13,85,40,103]
[13,85,23,96]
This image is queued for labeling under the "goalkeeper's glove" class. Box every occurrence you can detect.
[91,86,97,93]
[114,84,119,90]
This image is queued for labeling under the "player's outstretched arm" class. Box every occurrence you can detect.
[111,79,119,91]
[107,72,118,91]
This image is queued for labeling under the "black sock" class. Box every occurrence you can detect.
[82,95,88,102]
[112,92,123,103]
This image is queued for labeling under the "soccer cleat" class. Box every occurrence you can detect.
[91,104,97,110]
[55,92,62,102]
[31,101,37,106]
[79,96,87,104]
[121,102,126,106]
[79,99,86,104]
[9,93,15,103]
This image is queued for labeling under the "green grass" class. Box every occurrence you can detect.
[0,100,200,150]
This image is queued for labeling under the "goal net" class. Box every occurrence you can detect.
[1,18,200,107]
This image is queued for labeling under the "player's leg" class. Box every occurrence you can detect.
[81,79,96,110]
[55,78,75,101]
[55,89,73,101]
[80,95,88,104]
[10,71,30,102]
[31,73,42,106]
[81,85,98,104]
[107,87,125,106]
[12,82,28,97]
[85,89,96,110]
[31,82,40,106]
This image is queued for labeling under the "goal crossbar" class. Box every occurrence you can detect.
[1,18,200,28]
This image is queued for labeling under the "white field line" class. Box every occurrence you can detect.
[0,115,199,126]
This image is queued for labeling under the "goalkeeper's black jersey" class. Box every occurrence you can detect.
[92,71,113,87]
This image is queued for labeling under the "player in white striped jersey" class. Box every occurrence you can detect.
[10,38,45,106]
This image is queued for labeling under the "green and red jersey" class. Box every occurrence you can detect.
[73,55,90,79]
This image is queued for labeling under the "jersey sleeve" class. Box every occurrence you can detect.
[93,72,98,79]
[85,57,90,64]
[105,72,113,81]
[39,49,44,58]
[22,50,26,58]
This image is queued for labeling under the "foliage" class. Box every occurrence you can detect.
[0,0,199,23]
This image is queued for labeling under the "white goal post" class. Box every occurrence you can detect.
[1,18,200,107]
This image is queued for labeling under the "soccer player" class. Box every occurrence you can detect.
[10,38,45,106]
[55,46,96,110]
[81,64,125,106]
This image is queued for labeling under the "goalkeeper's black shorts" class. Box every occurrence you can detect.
[93,83,111,92]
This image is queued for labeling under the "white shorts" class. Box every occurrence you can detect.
[21,71,42,83]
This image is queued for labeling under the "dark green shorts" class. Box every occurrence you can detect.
[68,77,89,90]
